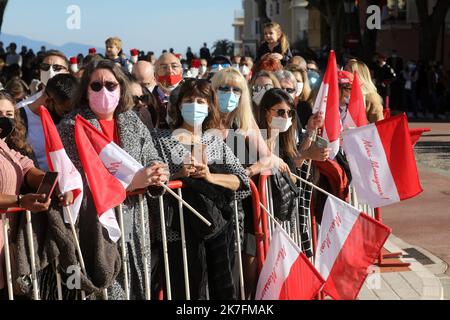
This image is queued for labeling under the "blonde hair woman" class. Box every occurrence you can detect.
[345,59,384,123]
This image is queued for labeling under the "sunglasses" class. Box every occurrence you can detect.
[40,63,67,72]
[218,86,242,95]
[271,108,295,117]
[252,84,273,92]
[89,81,119,92]
[283,87,296,94]
[133,94,151,105]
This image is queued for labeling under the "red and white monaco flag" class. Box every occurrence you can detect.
[343,72,368,130]
[342,113,423,208]
[255,226,325,300]
[40,106,83,224]
[312,50,341,159]
[75,115,139,242]
[315,197,391,300]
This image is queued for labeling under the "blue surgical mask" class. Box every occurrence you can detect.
[218,92,240,113]
[181,102,209,127]
[344,96,350,105]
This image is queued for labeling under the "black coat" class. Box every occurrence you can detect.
[256,42,293,66]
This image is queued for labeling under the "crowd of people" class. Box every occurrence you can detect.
[0,21,446,300]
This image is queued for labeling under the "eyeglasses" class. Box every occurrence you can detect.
[159,63,182,72]
[282,87,296,94]
[89,81,119,92]
[218,85,242,96]
[133,94,151,105]
[271,108,295,117]
[252,84,273,93]
[40,62,68,72]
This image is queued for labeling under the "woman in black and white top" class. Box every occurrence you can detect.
[150,78,250,300]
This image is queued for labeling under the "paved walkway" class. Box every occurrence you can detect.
[358,235,449,300]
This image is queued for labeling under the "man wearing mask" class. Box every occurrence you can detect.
[154,53,183,128]
[17,50,69,109]
[17,60,73,171]
[198,59,208,79]
[239,56,253,82]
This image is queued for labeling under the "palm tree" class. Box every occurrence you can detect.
[212,39,234,57]
[0,0,8,34]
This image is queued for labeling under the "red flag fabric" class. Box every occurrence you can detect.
[342,113,423,207]
[312,50,341,159]
[315,197,391,300]
[40,106,83,224]
[74,115,125,242]
[255,227,325,300]
[343,72,368,129]
[409,128,430,146]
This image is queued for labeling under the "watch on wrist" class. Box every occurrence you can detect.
[17,194,24,208]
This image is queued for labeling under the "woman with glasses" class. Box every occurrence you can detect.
[250,70,281,118]
[129,78,157,130]
[149,78,250,299]
[58,59,169,300]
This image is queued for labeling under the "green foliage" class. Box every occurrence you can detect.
[212,39,234,57]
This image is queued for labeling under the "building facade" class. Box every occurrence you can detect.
[233,0,450,67]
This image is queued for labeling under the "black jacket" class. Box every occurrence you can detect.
[256,42,293,66]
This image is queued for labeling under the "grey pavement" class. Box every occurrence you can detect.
[358,234,448,300]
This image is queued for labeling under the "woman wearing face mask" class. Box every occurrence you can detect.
[337,70,354,124]
[129,78,156,131]
[0,91,36,161]
[150,79,250,299]
[250,70,281,118]
[58,59,169,300]
[286,64,314,129]
[0,91,52,298]
[257,88,300,181]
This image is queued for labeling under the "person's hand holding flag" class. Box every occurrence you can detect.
[127,161,169,192]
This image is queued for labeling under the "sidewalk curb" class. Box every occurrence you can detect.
[387,234,445,300]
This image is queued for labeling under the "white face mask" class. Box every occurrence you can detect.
[240,65,250,76]
[344,96,350,105]
[40,66,59,86]
[190,68,199,78]
[199,66,207,75]
[70,64,79,74]
[296,82,304,97]
[252,88,267,105]
[270,116,292,132]
[130,55,138,64]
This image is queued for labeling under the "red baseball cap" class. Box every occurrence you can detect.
[338,70,354,87]
[88,48,96,54]
[69,56,78,65]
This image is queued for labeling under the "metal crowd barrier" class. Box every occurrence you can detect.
[256,170,317,272]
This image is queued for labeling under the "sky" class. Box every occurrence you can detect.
[1,0,242,56]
